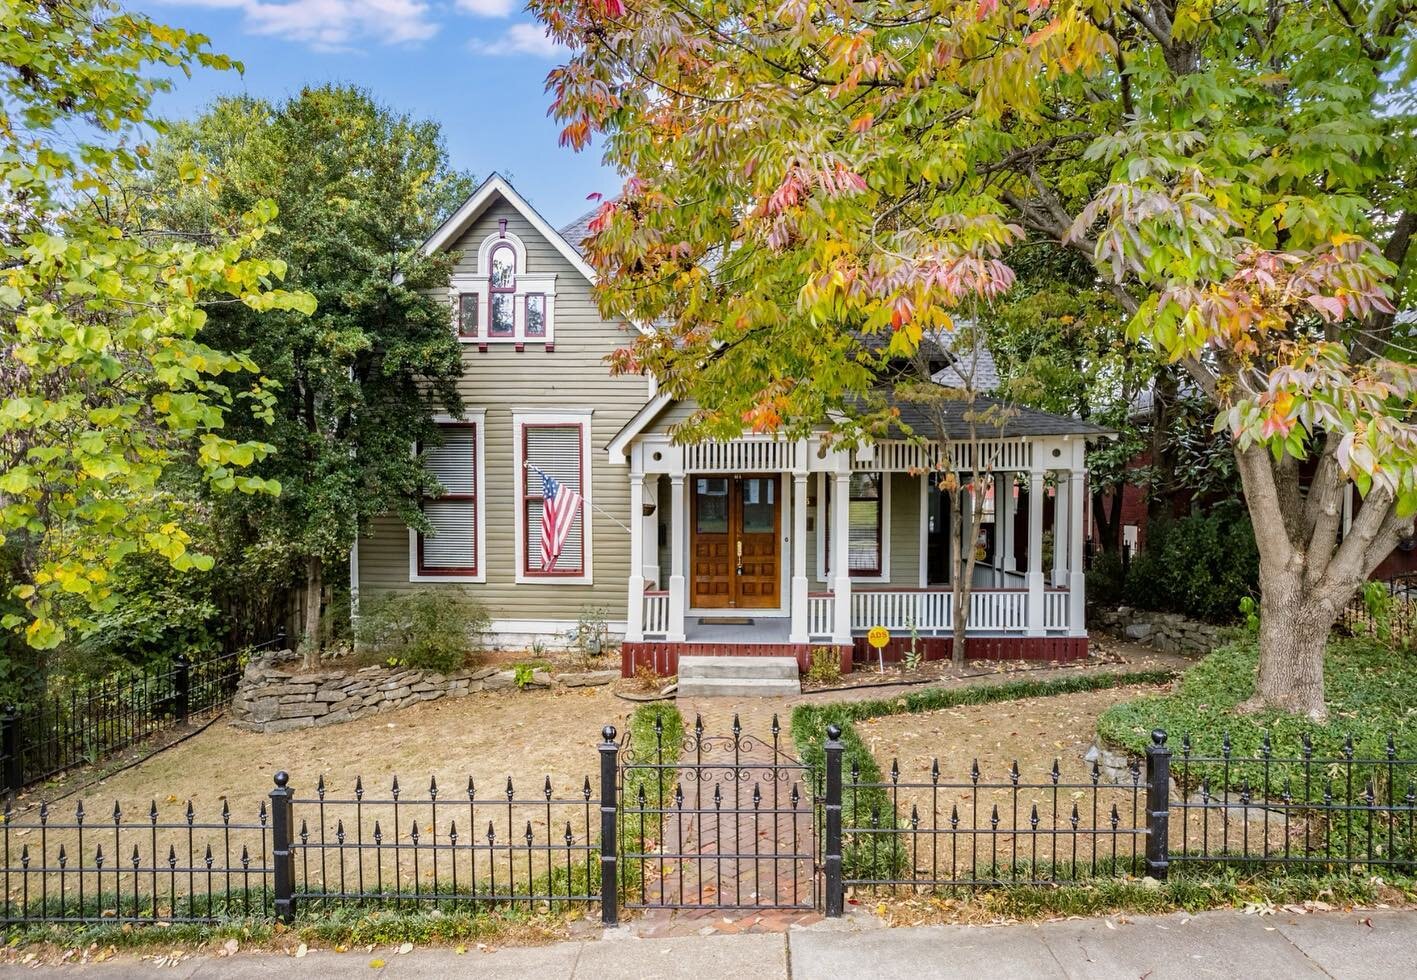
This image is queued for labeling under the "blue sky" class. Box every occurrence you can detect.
[144,0,616,227]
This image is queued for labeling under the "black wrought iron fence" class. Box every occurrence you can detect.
[286,771,601,915]
[1,725,1414,930]
[1170,732,1417,870]
[1,795,273,925]
[1339,571,1417,645]
[0,633,284,797]
[837,735,1150,893]
[830,727,1417,902]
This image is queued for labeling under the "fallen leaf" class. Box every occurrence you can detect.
[369,959,386,969]
[397,942,413,955]
[295,944,308,958]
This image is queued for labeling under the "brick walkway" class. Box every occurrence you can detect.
[621,705,819,935]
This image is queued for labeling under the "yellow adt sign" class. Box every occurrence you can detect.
[866,625,890,649]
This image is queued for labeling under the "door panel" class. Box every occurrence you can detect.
[735,477,779,608]
[691,478,733,608]
[689,476,781,609]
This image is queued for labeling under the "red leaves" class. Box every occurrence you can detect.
[586,200,619,235]
[890,294,913,330]
[976,0,998,19]
[592,0,625,16]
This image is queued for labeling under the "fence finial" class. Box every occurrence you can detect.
[1150,729,1167,746]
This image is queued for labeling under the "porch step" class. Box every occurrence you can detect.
[675,656,802,698]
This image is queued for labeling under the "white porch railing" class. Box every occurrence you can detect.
[849,588,1070,633]
[643,591,670,637]
[1044,590,1070,631]
[807,593,835,640]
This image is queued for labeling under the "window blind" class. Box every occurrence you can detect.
[420,425,476,572]
[524,424,583,573]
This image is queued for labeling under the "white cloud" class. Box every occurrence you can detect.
[468,22,568,58]
[455,0,515,16]
[166,0,440,51]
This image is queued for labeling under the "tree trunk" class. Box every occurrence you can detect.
[302,555,323,669]
[1250,565,1330,720]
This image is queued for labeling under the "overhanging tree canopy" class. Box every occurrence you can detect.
[536,0,1416,718]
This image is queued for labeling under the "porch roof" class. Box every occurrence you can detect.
[607,387,1110,462]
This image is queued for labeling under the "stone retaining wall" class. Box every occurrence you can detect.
[1092,606,1227,655]
[230,651,617,734]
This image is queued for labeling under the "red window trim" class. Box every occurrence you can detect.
[456,292,478,337]
[824,472,884,578]
[488,242,516,337]
[521,421,585,577]
[416,421,478,577]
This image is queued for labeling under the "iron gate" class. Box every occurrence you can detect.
[617,714,819,911]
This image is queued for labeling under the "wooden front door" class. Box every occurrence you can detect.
[690,476,781,609]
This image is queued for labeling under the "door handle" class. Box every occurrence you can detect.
[736,538,743,574]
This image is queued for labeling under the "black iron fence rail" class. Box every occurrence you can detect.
[1,725,1415,929]
[0,633,285,797]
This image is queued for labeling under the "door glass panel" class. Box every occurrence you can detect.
[695,478,729,533]
[741,477,776,534]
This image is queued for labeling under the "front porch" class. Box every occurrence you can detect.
[616,429,1093,677]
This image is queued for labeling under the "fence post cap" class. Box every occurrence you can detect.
[826,723,842,741]
[1150,729,1168,747]
[601,725,617,743]
[172,652,190,666]
[273,770,289,789]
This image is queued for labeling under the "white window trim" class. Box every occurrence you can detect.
[452,231,558,346]
[514,408,594,586]
[815,470,892,585]
[409,409,487,583]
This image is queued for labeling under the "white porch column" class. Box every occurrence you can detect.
[625,467,646,642]
[667,473,687,642]
[1068,468,1087,636]
[1027,470,1046,636]
[1052,474,1069,588]
[831,471,853,644]
[789,469,810,643]
[999,475,1016,574]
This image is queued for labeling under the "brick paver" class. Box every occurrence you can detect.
[622,704,816,926]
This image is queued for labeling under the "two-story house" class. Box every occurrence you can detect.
[352,176,1106,677]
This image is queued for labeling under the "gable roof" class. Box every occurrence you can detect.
[422,174,599,283]
[559,206,599,257]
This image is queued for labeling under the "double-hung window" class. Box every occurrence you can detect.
[517,416,590,581]
[413,419,483,580]
[823,472,885,578]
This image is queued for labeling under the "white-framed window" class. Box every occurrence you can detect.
[409,411,486,583]
[514,409,594,585]
[817,471,892,584]
[453,230,557,348]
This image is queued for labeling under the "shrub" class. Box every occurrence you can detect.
[353,590,489,674]
[806,647,842,684]
[569,607,612,656]
[1121,503,1259,623]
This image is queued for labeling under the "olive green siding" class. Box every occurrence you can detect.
[808,471,921,586]
[357,195,648,628]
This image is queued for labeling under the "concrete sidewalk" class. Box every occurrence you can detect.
[12,909,1413,979]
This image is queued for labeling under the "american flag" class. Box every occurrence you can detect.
[536,467,583,571]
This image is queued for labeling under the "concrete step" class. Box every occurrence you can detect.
[676,655,799,681]
[675,675,802,698]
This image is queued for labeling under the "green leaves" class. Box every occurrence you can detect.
[0,0,313,648]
